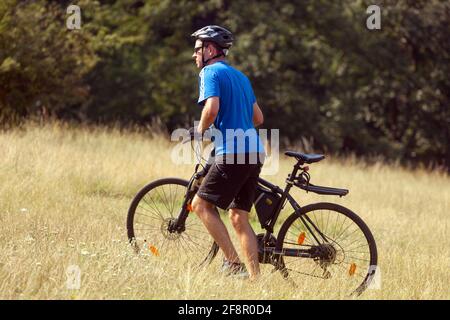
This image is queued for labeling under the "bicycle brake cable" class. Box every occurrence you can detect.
[190,137,208,171]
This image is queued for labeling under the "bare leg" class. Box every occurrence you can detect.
[192,195,240,264]
[229,208,260,280]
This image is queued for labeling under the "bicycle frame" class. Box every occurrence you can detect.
[171,160,334,262]
[256,162,332,261]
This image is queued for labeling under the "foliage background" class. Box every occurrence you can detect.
[1,0,449,168]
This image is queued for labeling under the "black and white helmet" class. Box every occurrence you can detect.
[191,25,234,51]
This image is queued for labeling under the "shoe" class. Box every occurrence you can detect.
[221,259,250,279]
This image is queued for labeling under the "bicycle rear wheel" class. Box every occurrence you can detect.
[276,202,378,296]
[127,178,218,267]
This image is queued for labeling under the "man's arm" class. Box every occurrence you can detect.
[253,102,264,127]
[197,96,220,134]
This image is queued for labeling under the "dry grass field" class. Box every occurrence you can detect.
[0,122,449,299]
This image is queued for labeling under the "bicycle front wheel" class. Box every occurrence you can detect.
[127,178,218,267]
[276,202,378,296]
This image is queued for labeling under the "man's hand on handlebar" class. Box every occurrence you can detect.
[185,126,215,144]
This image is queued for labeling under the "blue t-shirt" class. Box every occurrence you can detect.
[197,61,265,156]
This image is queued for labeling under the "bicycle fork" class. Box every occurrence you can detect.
[167,172,200,234]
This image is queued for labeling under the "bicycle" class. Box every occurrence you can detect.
[126,132,378,296]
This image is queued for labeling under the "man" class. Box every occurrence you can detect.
[190,25,265,280]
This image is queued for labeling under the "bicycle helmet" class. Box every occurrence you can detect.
[191,25,234,66]
[191,25,234,49]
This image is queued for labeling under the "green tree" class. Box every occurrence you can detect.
[1,0,448,168]
[0,0,98,124]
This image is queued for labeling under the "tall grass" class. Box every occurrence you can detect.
[0,122,448,299]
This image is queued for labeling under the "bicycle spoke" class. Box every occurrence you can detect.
[136,222,160,231]
[325,210,331,237]
[162,184,178,218]
[154,186,173,218]
[344,255,370,262]
[135,211,161,221]
[182,232,210,246]
[159,235,172,257]
[332,263,366,280]
[277,204,376,296]
[183,234,205,257]
[341,239,367,251]
[144,196,165,220]
[320,210,324,234]
[312,210,322,234]
[134,227,160,232]
[179,236,196,254]
[333,226,361,245]
[185,228,210,236]
[178,237,197,262]
[333,217,355,243]
[341,240,369,253]
[335,227,364,245]
[345,249,370,255]
[181,233,210,251]
[288,221,314,246]
[335,211,348,240]
[137,202,163,220]
[168,184,175,216]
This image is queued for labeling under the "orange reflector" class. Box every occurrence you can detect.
[187,203,193,212]
[297,232,306,245]
[349,263,357,276]
[149,245,159,256]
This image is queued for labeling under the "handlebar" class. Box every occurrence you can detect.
[184,127,216,144]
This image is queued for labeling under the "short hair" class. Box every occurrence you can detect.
[204,41,223,54]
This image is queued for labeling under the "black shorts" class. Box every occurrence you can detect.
[197,155,263,212]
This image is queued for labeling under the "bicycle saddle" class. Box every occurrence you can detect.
[284,151,325,164]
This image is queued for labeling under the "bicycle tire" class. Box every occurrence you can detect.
[275,202,378,296]
[127,177,219,267]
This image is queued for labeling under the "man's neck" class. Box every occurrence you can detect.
[205,57,226,66]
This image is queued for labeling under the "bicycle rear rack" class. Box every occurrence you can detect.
[292,172,349,197]
[296,182,349,197]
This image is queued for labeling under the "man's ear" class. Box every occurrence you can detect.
[208,44,214,56]
[208,44,217,56]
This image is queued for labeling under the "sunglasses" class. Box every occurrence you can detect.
[194,43,212,54]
